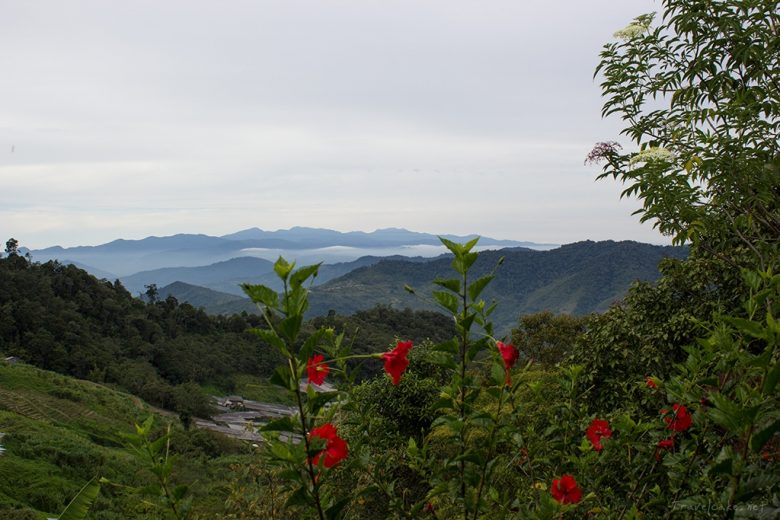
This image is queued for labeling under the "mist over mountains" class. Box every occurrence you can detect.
[21,227,685,333]
[29,227,547,277]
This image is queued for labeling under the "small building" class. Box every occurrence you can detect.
[3,356,19,366]
[221,395,245,410]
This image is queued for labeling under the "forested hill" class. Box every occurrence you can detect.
[0,254,455,413]
[307,240,687,331]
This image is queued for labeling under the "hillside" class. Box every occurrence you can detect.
[122,254,436,297]
[0,362,252,518]
[307,240,688,332]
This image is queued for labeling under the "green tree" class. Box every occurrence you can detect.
[145,283,159,303]
[4,238,19,256]
[588,0,779,270]
[510,311,588,366]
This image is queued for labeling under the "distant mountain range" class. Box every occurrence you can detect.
[29,227,549,277]
[157,240,687,333]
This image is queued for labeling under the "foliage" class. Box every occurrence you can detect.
[309,241,687,332]
[58,476,102,520]
[242,257,353,519]
[591,0,779,262]
[510,311,588,366]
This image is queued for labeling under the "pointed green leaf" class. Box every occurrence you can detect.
[433,277,461,293]
[432,290,459,314]
[438,237,463,255]
[299,328,329,364]
[241,284,278,308]
[248,328,289,357]
[290,263,321,288]
[59,476,101,520]
[273,257,294,281]
[270,365,294,390]
[468,274,494,301]
[750,419,780,453]
[278,315,303,343]
[764,361,780,396]
[307,391,340,415]
[325,497,351,520]
[723,316,766,339]
[462,236,480,252]
[433,338,458,354]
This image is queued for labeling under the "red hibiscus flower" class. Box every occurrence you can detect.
[655,437,675,461]
[586,418,612,452]
[646,376,657,389]
[551,474,582,504]
[381,340,413,385]
[306,354,330,385]
[664,404,692,432]
[497,341,519,386]
[309,423,348,469]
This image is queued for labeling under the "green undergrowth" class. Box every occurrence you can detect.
[0,362,254,518]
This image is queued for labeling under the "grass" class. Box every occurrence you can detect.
[0,363,256,518]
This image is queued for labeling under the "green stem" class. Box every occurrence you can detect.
[292,357,326,520]
[459,271,468,520]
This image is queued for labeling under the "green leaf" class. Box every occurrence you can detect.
[270,365,294,390]
[708,393,748,433]
[290,263,321,288]
[307,391,340,415]
[241,284,278,308]
[278,315,303,343]
[59,476,101,520]
[325,497,351,520]
[432,290,459,314]
[490,362,506,386]
[273,257,294,281]
[248,328,289,357]
[462,236,480,252]
[468,274,494,301]
[171,484,189,501]
[271,442,294,461]
[722,316,766,340]
[299,328,329,364]
[433,277,461,293]
[285,486,311,508]
[438,237,463,255]
[750,418,780,453]
[764,361,780,396]
[427,351,456,369]
[433,338,458,354]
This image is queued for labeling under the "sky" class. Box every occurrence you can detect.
[0,0,664,249]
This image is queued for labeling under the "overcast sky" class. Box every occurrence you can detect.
[0,0,664,249]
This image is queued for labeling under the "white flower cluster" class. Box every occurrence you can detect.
[613,22,650,41]
[629,147,675,165]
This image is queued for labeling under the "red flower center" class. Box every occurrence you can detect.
[306,354,330,386]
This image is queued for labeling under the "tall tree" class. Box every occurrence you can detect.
[587,0,779,271]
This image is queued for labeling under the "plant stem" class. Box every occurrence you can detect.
[292,357,326,520]
[459,270,468,520]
